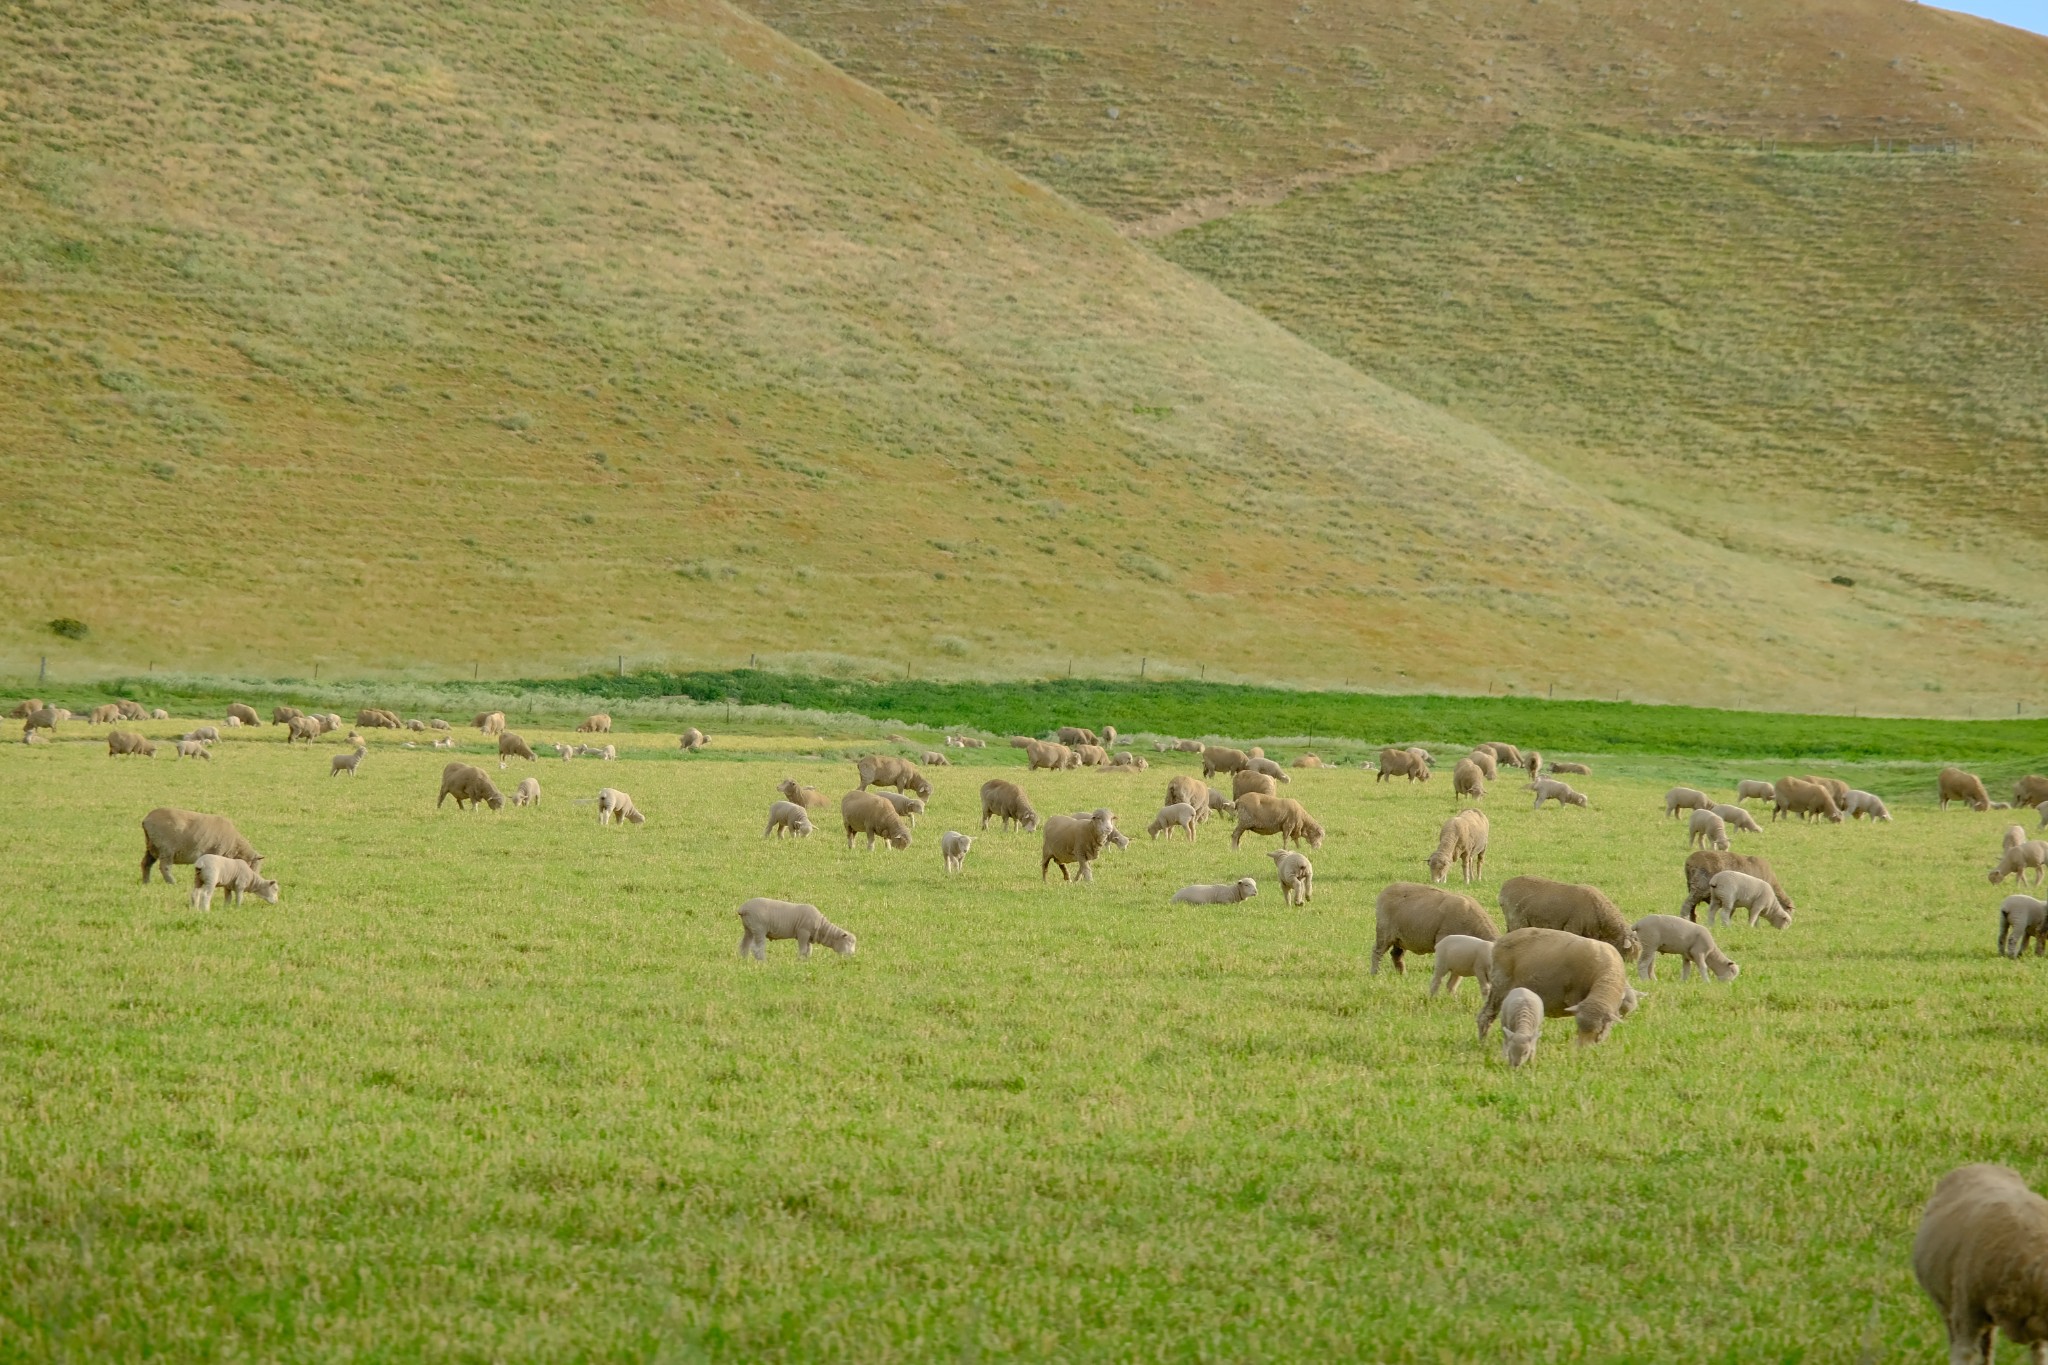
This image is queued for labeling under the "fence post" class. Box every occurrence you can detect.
[39,656,46,683]
[1140,657,1146,680]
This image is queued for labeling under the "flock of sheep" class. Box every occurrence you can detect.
[17,695,2048,1357]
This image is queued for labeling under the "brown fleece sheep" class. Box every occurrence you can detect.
[1055,726,1099,747]
[90,703,121,724]
[1548,761,1592,776]
[678,727,709,751]
[1164,775,1211,821]
[1039,809,1119,882]
[979,779,1039,833]
[841,791,912,851]
[1799,775,1851,806]
[857,754,932,800]
[1679,851,1796,923]
[272,705,303,725]
[1912,1164,2048,1362]
[7,699,45,719]
[1233,769,1279,800]
[227,702,261,727]
[1773,776,1843,823]
[1377,747,1431,783]
[2013,775,2048,809]
[1427,810,1488,884]
[778,779,828,810]
[1024,739,1077,772]
[357,708,403,730]
[737,898,856,960]
[1477,928,1634,1046]
[107,731,156,758]
[1291,754,1324,769]
[1372,882,1497,975]
[140,807,261,884]
[437,763,504,812]
[1230,794,1324,850]
[497,732,537,767]
[1940,766,1993,812]
[1465,749,1499,781]
[1201,745,1251,778]
[1073,743,1109,767]
[1499,876,1641,962]
[1453,758,1486,802]
[474,710,507,735]
[577,713,613,734]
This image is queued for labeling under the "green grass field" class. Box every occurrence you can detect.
[4,705,2042,1358]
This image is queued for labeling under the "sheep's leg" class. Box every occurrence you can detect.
[1389,945,1405,976]
[1428,963,1447,997]
[141,844,158,884]
[1637,955,1655,982]
[797,935,813,960]
[1475,982,1503,1040]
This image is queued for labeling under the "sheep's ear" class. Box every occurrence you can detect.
[1562,1002,1578,1015]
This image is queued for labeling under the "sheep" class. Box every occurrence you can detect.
[1998,895,2048,958]
[1429,934,1493,997]
[1711,803,1764,834]
[919,750,952,767]
[1464,749,1499,781]
[432,735,456,750]
[1371,882,1497,975]
[472,710,506,734]
[1376,747,1430,782]
[1679,851,1795,922]
[1148,803,1199,841]
[428,718,450,732]
[513,777,541,808]
[90,703,121,724]
[173,726,217,745]
[1688,808,1730,851]
[1291,754,1324,769]
[272,706,303,725]
[1499,876,1641,963]
[356,708,403,730]
[329,744,367,777]
[1453,758,1486,802]
[1665,787,1714,818]
[1039,809,1118,882]
[979,779,1039,833]
[490,732,535,768]
[318,714,343,732]
[285,715,322,744]
[1073,743,1109,767]
[1107,751,1149,770]
[1174,738,1205,754]
[929,829,971,874]
[403,718,426,732]
[873,790,927,826]
[1164,774,1209,818]
[736,898,856,960]
[20,705,61,736]
[1233,770,1279,800]
[1203,786,1236,818]
[1631,915,1739,982]
[842,791,912,851]
[1940,766,1993,812]
[1800,775,1851,806]
[107,731,157,758]
[21,730,45,745]
[1476,927,1634,1046]
[140,807,262,884]
[188,853,279,912]
[1055,726,1099,747]
[1230,794,1324,850]
[1530,777,1588,809]
[1911,1164,2048,1363]
[1024,739,1076,772]
[1201,745,1251,778]
[1736,779,1776,803]
[1427,809,1489,885]
[1498,986,1544,1067]
[437,763,504,812]
[2005,824,2029,853]
[1172,878,1259,905]
[1484,743,1524,769]
[1520,750,1543,778]
[1548,761,1592,776]
[773,779,825,810]
[227,703,261,727]
[1101,726,1118,748]
[1268,849,1313,906]
[764,800,814,839]
[1705,870,1790,929]
[576,713,612,734]
[2013,775,2048,809]
[1070,812,1131,852]
[1773,776,1844,823]
[149,709,169,721]
[1246,756,1289,782]
[553,743,576,760]
[6,699,45,719]
[175,739,211,761]
[595,787,645,826]
[1988,841,2048,887]
[2040,800,2048,830]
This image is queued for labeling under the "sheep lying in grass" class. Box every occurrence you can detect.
[176,739,211,761]
[1171,878,1258,905]
[736,898,856,960]
[842,791,912,851]
[141,808,263,884]
[1688,808,1729,851]
[979,779,1038,833]
[1477,928,1635,1047]
[1427,810,1488,885]
[513,777,541,808]
[577,713,612,733]
[437,763,504,812]
[1711,803,1764,834]
[1499,876,1641,962]
[1499,986,1544,1067]
[1549,761,1591,776]
[1997,895,2048,958]
[596,788,645,826]
[1268,849,1313,905]
[1530,777,1588,809]
[1291,754,1323,769]
[1372,883,1497,976]
[189,853,278,912]
[764,800,814,839]
[107,731,156,758]
[779,779,828,810]
[330,745,367,777]
[1631,915,1738,982]
[1939,766,1993,812]
[356,708,402,730]
[1149,803,1198,841]
[1040,809,1117,882]
[1453,758,1486,802]
[1737,779,1776,803]
[1665,787,1714,818]
[941,830,972,872]
[1988,841,2048,887]
[1429,934,1493,997]
[1912,1164,2048,1363]
[1705,870,1790,928]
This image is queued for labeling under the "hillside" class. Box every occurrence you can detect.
[0,0,2040,713]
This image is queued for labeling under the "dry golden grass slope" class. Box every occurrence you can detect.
[0,0,2039,712]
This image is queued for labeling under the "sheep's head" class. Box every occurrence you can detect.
[828,929,857,956]
[485,793,505,811]
[1566,1000,1619,1044]
[905,797,927,815]
[1618,932,1643,963]
[1426,851,1451,884]
[1503,1027,1539,1069]
[888,828,912,851]
[1707,952,1740,982]
[1302,818,1325,849]
[253,877,281,905]
[1020,812,1039,833]
[1234,877,1258,900]
[625,808,646,825]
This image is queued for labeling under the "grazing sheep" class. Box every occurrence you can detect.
[1024,739,1076,772]
[764,800,815,839]
[1201,745,1251,778]
[1665,787,1715,818]
[149,708,169,721]
[671,726,707,751]
[1452,757,1487,802]
[1800,775,1851,806]
[576,713,612,734]
[553,743,575,761]
[472,710,506,734]
[513,777,541,808]
[228,716,245,729]
[873,790,926,825]
[1376,747,1431,783]
[1631,915,1739,982]
[778,779,828,810]
[1233,769,1279,800]
[941,830,972,872]
[1429,934,1494,997]
[1939,766,1993,812]
[1499,876,1641,963]
[595,787,645,826]
[1711,803,1764,834]
[1107,751,1149,770]
[106,731,156,758]
[285,716,322,744]
[140,808,262,884]
[1989,841,2048,887]
[920,750,952,767]
[1204,786,1236,818]
[1477,928,1634,1046]
[842,791,913,851]
[1174,738,1205,754]
[272,706,303,725]
[1171,878,1259,905]
[1530,777,1589,809]
[1688,808,1730,851]
[437,763,504,812]
[1484,743,1524,769]
[2012,775,2048,809]
[330,745,367,777]
[1911,1164,2048,1363]
[186,726,225,745]
[736,898,856,960]
[1705,870,1791,929]
[427,718,449,732]
[961,736,987,749]
[90,703,121,725]
[19,705,61,737]
[1372,882,1498,975]
[1498,986,1544,1067]
[1998,895,2048,958]
[1427,809,1489,885]
[1055,726,1099,747]
[227,703,261,727]
[7,699,45,719]
[1549,761,1592,776]
[1833,789,1888,822]
[1679,851,1795,922]
[1230,794,1324,850]
[979,779,1039,833]
[1148,803,1199,841]
[356,708,402,730]
[1073,743,1109,767]
[1736,779,1776,803]
[1039,809,1118,882]
[1773,776,1843,823]
[1268,849,1313,906]
[1465,749,1499,781]
[403,718,427,732]
[1164,775,1210,819]
[175,739,210,761]
[189,853,279,912]
[1245,756,1289,783]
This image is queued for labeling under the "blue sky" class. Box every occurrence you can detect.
[1934,1,2048,35]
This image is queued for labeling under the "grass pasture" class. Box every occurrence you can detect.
[2,715,2043,1359]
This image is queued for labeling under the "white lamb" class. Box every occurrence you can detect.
[1705,870,1790,929]
[1428,934,1493,997]
[1499,986,1543,1068]
[941,830,973,873]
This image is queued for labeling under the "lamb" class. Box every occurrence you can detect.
[1464,749,1499,781]
[595,788,645,826]
[227,715,244,728]
[1498,986,1544,1068]
[1704,870,1790,928]
[1201,745,1251,778]
[1679,851,1795,922]
[1712,803,1764,834]
[1148,803,1199,841]
[1521,750,1543,778]
[1233,770,1278,800]
[185,725,223,744]
[1371,882,1498,975]
[474,710,507,735]
[432,735,456,750]
[405,718,427,732]
[175,739,210,761]
[736,898,856,960]
[1100,726,1117,749]
[140,807,262,884]
[671,726,707,752]
[1688,808,1730,851]
[553,743,575,760]
[272,706,303,725]
[1230,793,1324,850]
[1476,927,1634,1046]
[1911,1164,2048,1363]
[873,790,927,826]
[1548,761,1592,776]
[1453,758,1486,802]
[1998,895,2048,958]
[1055,726,1099,747]
[1268,849,1313,905]
[437,763,504,812]
[1530,778,1588,809]
[1024,739,1076,772]
[227,703,261,727]
[1204,786,1237,818]
[1429,934,1494,997]
[1736,779,1776,803]
[1246,756,1289,782]
[979,779,1039,833]
[1171,878,1259,905]
[1174,738,1205,754]
[329,744,367,777]
[106,731,157,758]
[842,791,913,851]
[188,853,279,911]
[778,779,828,809]
[1376,747,1430,782]
[1773,776,1843,823]
[1665,787,1714,818]
[764,800,814,839]
[941,830,972,872]
[1499,876,1641,962]
[576,713,612,733]
[90,703,121,724]
[1988,841,2048,887]
[1291,754,1324,769]
[2013,775,2048,809]
[1631,915,1739,982]
[919,750,952,767]
[497,732,537,767]
[428,718,450,731]
[149,709,169,721]
[1039,809,1118,882]
[1073,743,1109,767]
[22,730,45,745]
[285,716,322,744]
[1427,809,1489,885]
[513,777,541,808]
[1939,766,1993,812]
